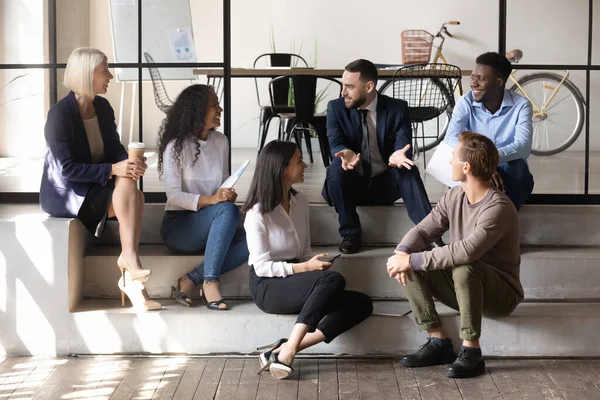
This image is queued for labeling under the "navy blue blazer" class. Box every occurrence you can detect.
[326,93,413,163]
[40,92,128,218]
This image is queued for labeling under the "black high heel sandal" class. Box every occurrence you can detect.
[170,276,193,307]
[200,288,229,311]
[256,338,288,369]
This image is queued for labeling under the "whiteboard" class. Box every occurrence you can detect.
[109,0,197,82]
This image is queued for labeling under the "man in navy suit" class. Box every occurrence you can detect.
[322,59,434,254]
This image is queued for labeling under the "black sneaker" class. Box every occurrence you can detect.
[339,236,360,254]
[446,346,485,378]
[400,337,457,368]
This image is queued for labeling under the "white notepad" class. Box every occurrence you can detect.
[220,160,251,189]
[425,141,461,188]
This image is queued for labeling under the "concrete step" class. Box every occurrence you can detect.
[83,245,600,300]
[68,299,600,357]
[100,204,600,246]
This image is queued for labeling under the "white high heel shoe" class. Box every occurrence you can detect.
[118,272,161,311]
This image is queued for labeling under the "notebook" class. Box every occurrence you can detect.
[220,160,251,189]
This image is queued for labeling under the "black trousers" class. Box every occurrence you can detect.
[249,268,373,343]
[322,158,433,238]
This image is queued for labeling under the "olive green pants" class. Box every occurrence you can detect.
[403,263,521,341]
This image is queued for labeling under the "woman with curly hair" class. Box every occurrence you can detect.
[158,84,248,310]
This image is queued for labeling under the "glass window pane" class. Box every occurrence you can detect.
[1,0,47,64]
[516,69,587,194]
[57,0,95,63]
[0,68,49,192]
[507,0,588,66]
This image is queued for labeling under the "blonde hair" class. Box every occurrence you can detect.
[63,47,107,99]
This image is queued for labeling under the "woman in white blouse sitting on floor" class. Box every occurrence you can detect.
[158,84,248,310]
[242,141,373,379]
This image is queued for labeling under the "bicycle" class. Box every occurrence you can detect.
[379,21,461,153]
[382,22,586,156]
[506,49,585,156]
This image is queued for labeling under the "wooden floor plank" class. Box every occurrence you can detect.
[255,366,278,400]
[374,359,402,400]
[9,358,60,400]
[454,368,503,400]
[497,359,564,400]
[214,358,244,400]
[108,358,156,400]
[192,358,226,400]
[392,360,421,400]
[172,358,208,400]
[91,358,134,400]
[413,366,462,400]
[66,357,118,399]
[317,359,338,400]
[152,357,189,400]
[275,358,299,400]
[233,358,260,400]
[355,360,379,400]
[33,357,101,400]
[3,356,600,400]
[0,357,40,399]
[485,360,525,400]
[297,359,318,400]
[337,359,359,400]
[133,358,173,399]
[577,360,600,392]
[541,360,600,400]
[29,358,74,400]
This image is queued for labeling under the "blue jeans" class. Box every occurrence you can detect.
[161,202,249,284]
[497,159,534,211]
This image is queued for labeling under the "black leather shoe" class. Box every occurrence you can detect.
[401,337,457,368]
[446,346,485,378]
[339,236,360,254]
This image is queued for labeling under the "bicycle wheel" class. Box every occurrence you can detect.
[380,78,455,153]
[510,73,584,156]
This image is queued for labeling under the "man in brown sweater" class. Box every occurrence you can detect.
[387,131,524,379]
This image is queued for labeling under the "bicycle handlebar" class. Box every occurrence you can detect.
[436,21,460,39]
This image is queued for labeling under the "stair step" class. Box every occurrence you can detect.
[69,299,600,357]
[100,204,600,246]
[83,245,600,300]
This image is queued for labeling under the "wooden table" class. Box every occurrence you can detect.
[193,67,472,78]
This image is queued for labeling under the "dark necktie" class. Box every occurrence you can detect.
[359,109,372,177]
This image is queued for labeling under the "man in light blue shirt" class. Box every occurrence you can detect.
[445,52,534,210]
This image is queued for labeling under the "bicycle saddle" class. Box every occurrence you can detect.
[506,49,523,63]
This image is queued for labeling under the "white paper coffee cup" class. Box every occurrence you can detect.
[128,142,146,160]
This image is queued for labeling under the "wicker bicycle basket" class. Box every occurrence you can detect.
[401,30,435,64]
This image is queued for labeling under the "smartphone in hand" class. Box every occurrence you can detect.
[323,254,341,263]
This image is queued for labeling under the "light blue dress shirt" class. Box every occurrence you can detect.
[444,89,533,164]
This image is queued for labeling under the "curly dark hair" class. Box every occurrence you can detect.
[157,84,215,176]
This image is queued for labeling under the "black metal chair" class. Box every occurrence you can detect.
[143,52,174,114]
[390,63,462,158]
[254,53,308,150]
[268,75,342,167]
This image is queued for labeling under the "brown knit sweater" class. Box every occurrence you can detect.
[396,186,523,299]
